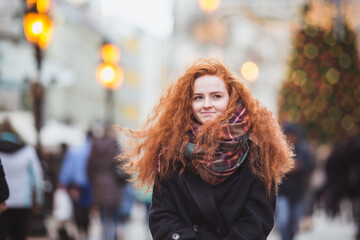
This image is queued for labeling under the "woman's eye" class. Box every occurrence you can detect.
[213,94,221,99]
[193,96,203,100]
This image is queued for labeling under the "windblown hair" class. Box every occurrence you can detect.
[119,58,294,195]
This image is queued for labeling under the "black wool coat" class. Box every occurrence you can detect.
[149,157,276,240]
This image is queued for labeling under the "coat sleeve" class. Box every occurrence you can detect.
[225,177,276,240]
[149,178,199,240]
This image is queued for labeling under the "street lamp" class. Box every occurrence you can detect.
[199,0,221,13]
[23,0,54,151]
[96,42,124,124]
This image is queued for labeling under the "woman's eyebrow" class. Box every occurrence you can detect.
[193,91,223,94]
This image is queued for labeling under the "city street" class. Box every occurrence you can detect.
[2,1,360,240]
[86,203,356,240]
[30,201,356,240]
[269,211,356,240]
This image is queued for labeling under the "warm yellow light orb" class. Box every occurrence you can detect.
[32,21,43,35]
[199,0,220,13]
[101,43,120,63]
[100,66,115,83]
[37,0,51,13]
[96,63,124,90]
[240,61,259,82]
[26,0,51,13]
[23,12,54,49]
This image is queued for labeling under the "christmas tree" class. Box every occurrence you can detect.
[278,12,360,144]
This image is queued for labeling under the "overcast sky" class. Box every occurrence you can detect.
[100,0,174,39]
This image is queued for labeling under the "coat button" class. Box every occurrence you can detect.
[172,233,180,239]
[193,225,199,232]
[216,228,224,235]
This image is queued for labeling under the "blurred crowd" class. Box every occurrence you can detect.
[274,122,360,240]
[0,118,151,240]
[0,116,360,240]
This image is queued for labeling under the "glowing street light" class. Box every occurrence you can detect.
[101,43,121,63]
[23,12,54,50]
[96,63,124,90]
[199,0,221,13]
[23,0,53,151]
[96,42,124,124]
[240,61,259,82]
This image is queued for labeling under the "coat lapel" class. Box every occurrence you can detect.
[182,170,226,229]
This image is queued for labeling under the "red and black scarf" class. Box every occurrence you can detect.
[184,101,251,186]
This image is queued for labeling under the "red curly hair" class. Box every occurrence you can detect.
[119,58,294,195]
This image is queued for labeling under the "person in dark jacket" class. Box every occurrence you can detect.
[319,135,360,240]
[119,58,294,240]
[87,125,126,240]
[276,123,314,240]
[0,157,9,215]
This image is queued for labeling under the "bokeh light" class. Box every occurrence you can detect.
[304,43,318,59]
[96,63,124,90]
[240,61,259,82]
[101,43,121,63]
[23,12,54,49]
[198,0,220,13]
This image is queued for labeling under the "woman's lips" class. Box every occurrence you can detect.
[201,112,215,115]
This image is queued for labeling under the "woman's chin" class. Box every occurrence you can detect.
[201,117,216,123]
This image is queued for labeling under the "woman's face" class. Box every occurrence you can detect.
[192,75,230,124]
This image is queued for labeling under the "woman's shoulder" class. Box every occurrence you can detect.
[155,163,198,187]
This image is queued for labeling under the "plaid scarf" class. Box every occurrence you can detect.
[184,101,251,186]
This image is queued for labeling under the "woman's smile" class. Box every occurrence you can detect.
[201,112,216,118]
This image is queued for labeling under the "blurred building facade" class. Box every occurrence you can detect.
[1,0,360,138]
[169,0,302,114]
[0,0,167,133]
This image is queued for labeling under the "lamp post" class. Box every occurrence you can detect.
[23,0,54,151]
[96,42,124,125]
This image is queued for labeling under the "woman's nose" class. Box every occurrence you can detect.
[203,98,212,108]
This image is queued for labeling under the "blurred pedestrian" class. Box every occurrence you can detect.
[319,135,360,240]
[119,58,294,239]
[276,122,315,240]
[57,130,93,240]
[87,125,127,240]
[43,142,68,214]
[0,157,9,218]
[117,182,134,226]
[0,119,44,240]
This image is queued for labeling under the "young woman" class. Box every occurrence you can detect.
[120,58,294,239]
